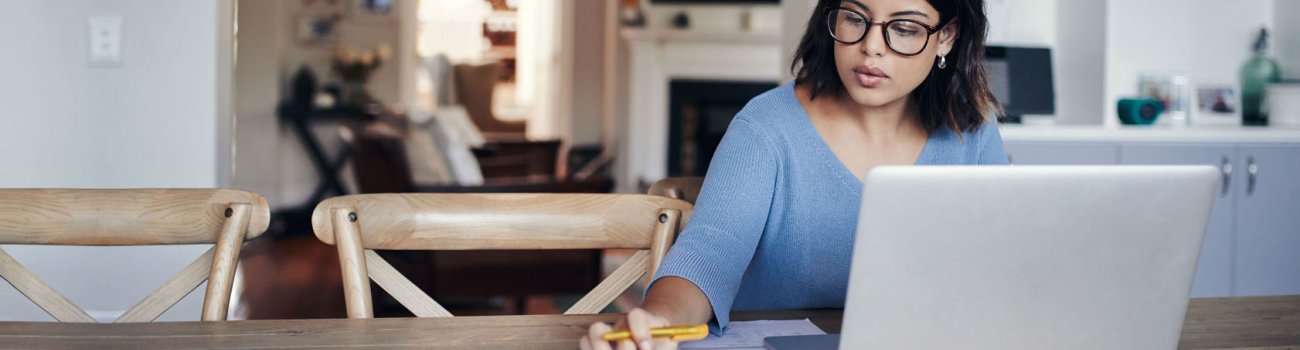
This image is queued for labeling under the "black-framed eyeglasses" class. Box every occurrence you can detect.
[825,7,938,56]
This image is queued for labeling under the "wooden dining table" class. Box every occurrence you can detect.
[1,295,1296,349]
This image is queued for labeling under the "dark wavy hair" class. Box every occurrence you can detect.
[791,0,1002,134]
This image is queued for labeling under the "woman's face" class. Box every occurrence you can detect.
[832,0,957,108]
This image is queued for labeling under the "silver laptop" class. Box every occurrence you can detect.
[766,166,1219,350]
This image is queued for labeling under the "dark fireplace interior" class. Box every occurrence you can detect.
[668,79,779,177]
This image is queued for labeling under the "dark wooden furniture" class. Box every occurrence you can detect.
[2,296,1296,349]
[349,129,613,194]
[473,139,561,179]
[275,106,373,208]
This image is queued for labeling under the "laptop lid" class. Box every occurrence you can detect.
[841,166,1218,349]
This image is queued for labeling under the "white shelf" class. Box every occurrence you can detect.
[1000,124,1300,144]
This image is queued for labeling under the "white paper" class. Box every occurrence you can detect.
[678,319,826,350]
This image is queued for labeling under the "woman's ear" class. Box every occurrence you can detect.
[936,21,960,56]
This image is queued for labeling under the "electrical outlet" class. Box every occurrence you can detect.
[88,15,123,67]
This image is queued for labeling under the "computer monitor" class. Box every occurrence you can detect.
[984,46,1055,123]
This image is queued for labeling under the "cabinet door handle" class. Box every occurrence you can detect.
[1246,156,1258,196]
[1220,156,1232,197]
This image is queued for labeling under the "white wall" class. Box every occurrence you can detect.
[985,0,1057,47]
[232,0,286,206]
[0,0,225,321]
[781,0,818,83]
[517,0,572,141]
[1053,0,1106,124]
[1277,0,1300,79]
[1105,0,1274,126]
[571,0,607,147]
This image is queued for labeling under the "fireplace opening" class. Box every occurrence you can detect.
[668,80,779,177]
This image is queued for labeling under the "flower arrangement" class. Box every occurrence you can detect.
[332,43,393,106]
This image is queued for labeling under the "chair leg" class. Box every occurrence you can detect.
[202,203,251,321]
[332,208,373,319]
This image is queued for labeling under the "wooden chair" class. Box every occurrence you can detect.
[648,177,705,205]
[310,193,692,318]
[0,189,270,323]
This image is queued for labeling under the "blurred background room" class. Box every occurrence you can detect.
[0,0,1296,322]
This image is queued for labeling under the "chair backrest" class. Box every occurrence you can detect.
[0,189,270,323]
[310,193,692,318]
[648,177,705,204]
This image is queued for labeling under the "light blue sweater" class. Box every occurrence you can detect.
[649,83,1009,334]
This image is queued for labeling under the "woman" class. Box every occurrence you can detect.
[582,0,1005,348]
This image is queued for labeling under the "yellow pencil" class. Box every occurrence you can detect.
[601,324,710,342]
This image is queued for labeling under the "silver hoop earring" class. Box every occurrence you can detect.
[937,53,947,69]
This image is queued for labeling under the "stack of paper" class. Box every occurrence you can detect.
[678,319,826,350]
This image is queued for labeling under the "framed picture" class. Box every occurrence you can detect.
[1139,74,1191,125]
[1193,84,1241,126]
[296,13,341,46]
[349,0,398,25]
[295,0,344,46]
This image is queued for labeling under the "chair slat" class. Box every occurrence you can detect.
[115,247,216,323]
[0,247,96,323]
[564,250,650,315]
[365,250,454,318]
[312,193,692,319]
[311,194,691,250]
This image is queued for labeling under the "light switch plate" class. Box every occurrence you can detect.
[88,15,123,67]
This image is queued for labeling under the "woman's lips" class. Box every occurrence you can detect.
[853,66,889,88]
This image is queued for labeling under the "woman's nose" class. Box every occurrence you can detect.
[861,24,888,57]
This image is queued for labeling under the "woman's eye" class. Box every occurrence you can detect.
[845,17,866,26]
[891,26,919,36]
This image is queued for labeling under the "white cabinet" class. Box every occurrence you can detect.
[1003,138,1300,297]
[1120,144,1236,297]
[1233,145,1300,296]
[1004,142,1119,165]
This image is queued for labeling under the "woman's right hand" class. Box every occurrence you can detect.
[579,308,677,350]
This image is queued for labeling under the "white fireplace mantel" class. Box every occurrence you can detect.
[619,27,783,193]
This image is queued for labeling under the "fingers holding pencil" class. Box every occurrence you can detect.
[580,308,682,350]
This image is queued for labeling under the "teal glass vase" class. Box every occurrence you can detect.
[1241,29,1281,126]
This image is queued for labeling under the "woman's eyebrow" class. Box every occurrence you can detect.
[844,0,869,12]
[841,1,930,19]
[891,10,930,18]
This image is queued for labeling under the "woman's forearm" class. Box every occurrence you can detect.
[639,276,714,325]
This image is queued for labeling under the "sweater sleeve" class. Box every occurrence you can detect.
[647,116,779,333]
[975,121,1010,165]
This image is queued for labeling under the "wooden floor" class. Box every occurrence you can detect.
[235,235,348,319]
